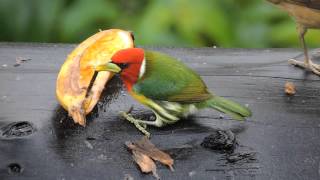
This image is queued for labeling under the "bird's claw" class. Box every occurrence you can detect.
[289,59,320,75]
[119,111,150,138]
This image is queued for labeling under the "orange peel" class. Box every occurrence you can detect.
[56,29,134,126]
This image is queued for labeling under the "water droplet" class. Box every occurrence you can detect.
[124,174,134,180]
[189,171,196,177]
[84,140,93,149]
[98,154,108,160]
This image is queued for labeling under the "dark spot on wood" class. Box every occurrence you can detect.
[0,121,35,139]
[226,152,257,163]
[166,145,194,160]
[7,163,23,174]
[201,130,236,153]
[86,136,96,141]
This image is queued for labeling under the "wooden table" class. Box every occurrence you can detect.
[0,43,319,180]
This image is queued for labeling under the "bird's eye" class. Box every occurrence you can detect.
[119,63,129,69]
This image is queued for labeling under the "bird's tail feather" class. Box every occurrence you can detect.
[205,96,252,120]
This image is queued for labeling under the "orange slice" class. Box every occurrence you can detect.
[56,29,134,126]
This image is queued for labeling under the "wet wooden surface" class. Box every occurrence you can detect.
[0,43,319,180]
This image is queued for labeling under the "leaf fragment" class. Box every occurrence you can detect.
[126,137,176,179]
[132,150,159,180]
[126,137,174,171]
[285,81,296,95]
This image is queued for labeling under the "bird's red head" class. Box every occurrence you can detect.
[111,48,144,64]
[111,48,145,91]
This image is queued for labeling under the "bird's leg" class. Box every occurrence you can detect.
[120,111,150,137]
[288,26,310,67]
[120,110,168,138]
[288,25,320,75]
[125,106,147,130]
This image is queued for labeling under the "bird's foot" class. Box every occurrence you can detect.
[120,111,150,138]
[288,59,320,75]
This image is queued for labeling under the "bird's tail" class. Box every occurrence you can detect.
[204,96,252,120]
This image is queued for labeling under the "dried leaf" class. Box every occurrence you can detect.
[132,150,159,180]
[285,81,296,95]
[126,137,174,171]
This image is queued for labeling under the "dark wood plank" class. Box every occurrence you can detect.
[0,43,319,180]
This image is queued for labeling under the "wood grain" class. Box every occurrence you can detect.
[0,43,319,180]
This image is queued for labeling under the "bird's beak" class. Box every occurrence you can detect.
[95,62,121,73]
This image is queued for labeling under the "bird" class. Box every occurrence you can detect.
[266,0,320,75]
[96,48,252,137]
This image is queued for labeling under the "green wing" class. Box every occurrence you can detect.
[132,51,212,103]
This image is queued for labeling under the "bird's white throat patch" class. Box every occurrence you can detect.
[139,58,146,78]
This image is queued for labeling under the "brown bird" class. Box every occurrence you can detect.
[267,0,320,75]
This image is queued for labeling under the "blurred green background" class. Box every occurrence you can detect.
[1,0,319,48]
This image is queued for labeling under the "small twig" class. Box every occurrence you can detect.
[14,57,31,67]
[85,71,99,98]
[126,106,134,114]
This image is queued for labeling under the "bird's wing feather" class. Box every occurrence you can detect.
[132,51,212,103]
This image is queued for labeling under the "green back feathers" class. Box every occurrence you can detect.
[133,51,212,103]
